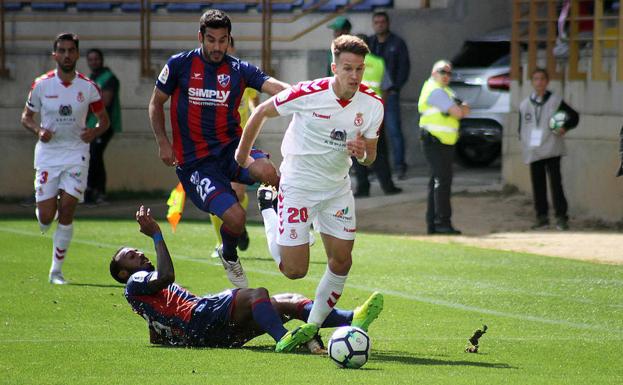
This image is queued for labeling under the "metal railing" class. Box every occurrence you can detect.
[512,0,623,82]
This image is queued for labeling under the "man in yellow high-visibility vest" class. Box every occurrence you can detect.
[418,60,470,235]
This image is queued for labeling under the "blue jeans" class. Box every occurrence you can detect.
[385,91,406,169]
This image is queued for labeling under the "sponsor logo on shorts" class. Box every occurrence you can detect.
[45,95,58,99]
[333,207,353,222]
[343,227,356,233]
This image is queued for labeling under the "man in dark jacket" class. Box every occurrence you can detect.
[369,11,410,180]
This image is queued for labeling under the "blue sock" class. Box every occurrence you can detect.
[220,225,240,262]
[252,298,288,342]
[301,301,353,327]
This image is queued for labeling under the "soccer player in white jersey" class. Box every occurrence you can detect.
[235,35,384,352]
[21,33,110,285]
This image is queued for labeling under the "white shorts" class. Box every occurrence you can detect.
[277,182,356,246]
[34,164,88,203]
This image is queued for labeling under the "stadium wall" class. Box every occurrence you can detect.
[504,56,623,222]
[0,0,514,199]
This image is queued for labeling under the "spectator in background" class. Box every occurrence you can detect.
[617,125,623,177]
[519,68,579,231]
[352,33,402,198]
[21,33,110,284]
[85,48,121,205]
[369,11,410,180]
[418,60,469,235]
[326,16,352,77]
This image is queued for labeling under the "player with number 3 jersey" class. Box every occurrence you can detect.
[236,35,385,352]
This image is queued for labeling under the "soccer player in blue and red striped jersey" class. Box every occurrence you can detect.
[148,10,288,289]
[109,206,382,352]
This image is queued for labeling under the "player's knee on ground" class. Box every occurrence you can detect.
[280,263,309,280]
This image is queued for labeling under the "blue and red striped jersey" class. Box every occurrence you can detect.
[156,48,269,166]
[125,271,234,346]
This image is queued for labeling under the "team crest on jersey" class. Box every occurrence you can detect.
[77,91,85,103]
[217,74,230,87]
[329,129,347,142]
[354,113,364,127]
[59,104,72,116]
[289,229,298,240]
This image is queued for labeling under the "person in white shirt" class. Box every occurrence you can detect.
[235,35,384,352]
[21,33,110,285]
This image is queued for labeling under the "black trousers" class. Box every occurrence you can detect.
[87,128,114,196]
[352,126,397,193]
[529,156,568,220]
[421,131,455,229]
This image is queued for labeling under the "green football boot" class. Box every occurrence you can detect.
[275,323,319,353]
[351,291,384,332]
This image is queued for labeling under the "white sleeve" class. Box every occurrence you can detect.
[362,103,384,139]
[26,83,41,112]
[273,84,309,116]
[89,82,102,104]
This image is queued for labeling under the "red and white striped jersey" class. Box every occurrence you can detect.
[274,77,384,191]
[26,70,103,168]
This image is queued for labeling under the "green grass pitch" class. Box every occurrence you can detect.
[1,218,621,384]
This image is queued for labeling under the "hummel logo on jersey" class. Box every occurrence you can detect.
[313,112,331,119]
[188,88,230,104]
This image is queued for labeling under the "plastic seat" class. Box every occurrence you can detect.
[76,2,114,11]
[120,2,162,12]
[166,2,206,12]
[302,0,347,12]
[212,3,248,12]
[257,0,303,12]
[31,2,67,11]
[3,2,24,10]
[351,0,393,11]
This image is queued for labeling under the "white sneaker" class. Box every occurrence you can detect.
[217,246,248,288]
[49,271,67,285]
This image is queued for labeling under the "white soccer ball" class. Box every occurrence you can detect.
[327,326,370,369]
[549,110,568,132]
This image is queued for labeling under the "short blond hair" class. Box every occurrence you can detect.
[331,34,369,63]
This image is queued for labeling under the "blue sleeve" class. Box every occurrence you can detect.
[427,89,455,113]
[240,60,270,92]
[125,271,158,296]
[155,55,179,96]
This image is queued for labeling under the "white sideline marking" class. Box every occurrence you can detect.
[1,226,621,335]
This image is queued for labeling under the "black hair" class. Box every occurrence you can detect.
[199,9,232,36]
[372,11,389,22]
[53,32,79,51]
[230,36,235,48]
[531,67,550,80]
[86,48,104,61]
[110,247,127,284]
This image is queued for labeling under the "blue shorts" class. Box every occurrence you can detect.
[176,144,268,217]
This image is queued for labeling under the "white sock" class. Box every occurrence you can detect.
[307,266,347,326]
[51,223,73,273]
[35,207,52,234]
[260,208,282,266]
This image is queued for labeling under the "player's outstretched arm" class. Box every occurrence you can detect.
[148,87,177,167]
[235,97,280,166]
[261,78,290,96]
[136,205,175,291]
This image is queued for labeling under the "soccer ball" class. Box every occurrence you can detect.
[327,326,370,369]
[549,110,568,133]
